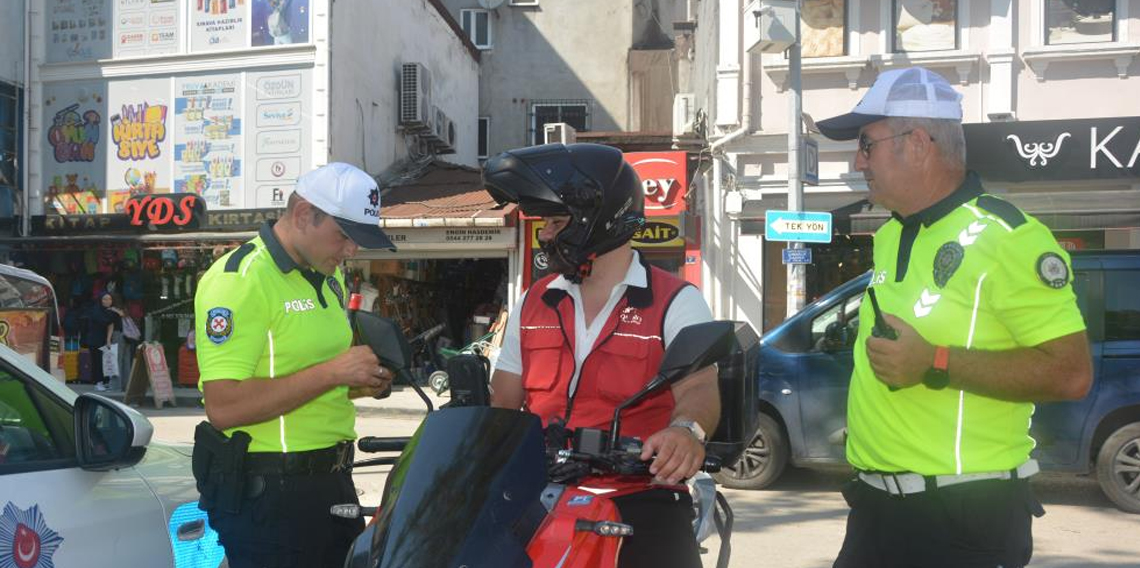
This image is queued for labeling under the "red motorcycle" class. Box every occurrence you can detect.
[337,315,759,568]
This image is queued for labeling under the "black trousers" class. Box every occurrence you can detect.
[613,488,702,568]
[206,471,364,568]
[834,477,1045,568]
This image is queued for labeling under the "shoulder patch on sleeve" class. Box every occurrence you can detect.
[1036,252,1070,289]
[205,307,234,344]
[224,243,257,273]
[976,195,1026,229]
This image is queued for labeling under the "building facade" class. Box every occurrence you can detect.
[692,0,1140,331]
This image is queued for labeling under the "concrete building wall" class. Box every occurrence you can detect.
[439,0,635,153]
[0,1,24,85]
[330,0,479,169]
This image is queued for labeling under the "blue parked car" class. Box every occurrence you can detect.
[713,250,1140,514]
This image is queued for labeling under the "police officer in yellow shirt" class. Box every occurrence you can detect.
[193,163,396,568]
[815,68,1094,567]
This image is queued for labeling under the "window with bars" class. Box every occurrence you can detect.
[530,101,589,146]
[0,82,19,219]
[460,9,492,50]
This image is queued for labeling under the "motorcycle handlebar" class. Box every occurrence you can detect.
[410,323,446,346]
[358,436,410,453]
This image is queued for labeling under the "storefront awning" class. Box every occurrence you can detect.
[849,189,1140,234]
[379,162,517,228]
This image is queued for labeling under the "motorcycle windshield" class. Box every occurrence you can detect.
[368,407,548,568]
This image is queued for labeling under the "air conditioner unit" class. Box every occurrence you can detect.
[673,93,697,137]
[543,122,577,145]
[400,63,432,132]
[429,109,456,154]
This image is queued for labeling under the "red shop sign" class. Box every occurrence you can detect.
[125,194,205,230]
[625,151,688,216]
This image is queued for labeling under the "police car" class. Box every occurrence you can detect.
[0,342,225,567]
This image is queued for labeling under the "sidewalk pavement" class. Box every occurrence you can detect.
[67,381,446,419]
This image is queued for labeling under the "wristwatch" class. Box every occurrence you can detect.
[923,345,951,390]
[670,419,707,443]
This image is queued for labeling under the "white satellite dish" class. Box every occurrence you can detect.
[478,0,505,9]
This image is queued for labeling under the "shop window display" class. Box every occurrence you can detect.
[12,244,229,387]
[894,0,957,52]
[345,257,509,385]
[1047,0,1115,45]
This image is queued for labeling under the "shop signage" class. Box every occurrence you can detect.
[964,117,1140,182]
[765,210,833,243]
[385,227,516,250]
[202,208,283,231]
[626,152,688,216]
[632,218,685,249]
[37,206,282,235]
[125,194,205,229]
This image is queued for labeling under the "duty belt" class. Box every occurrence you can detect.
[244,441,355,476]
[858,459,1039,496]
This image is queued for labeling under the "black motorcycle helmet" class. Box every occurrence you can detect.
[482,143,644,283]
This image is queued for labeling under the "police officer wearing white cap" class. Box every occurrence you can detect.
[816,68,1092,568]
[193,162,398,568]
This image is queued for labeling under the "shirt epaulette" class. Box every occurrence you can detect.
[975,195,1027,230]
[224,243,258,273]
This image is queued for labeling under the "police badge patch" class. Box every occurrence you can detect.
[327,276,345,309]
[933,241,965,288]
[1037,252,1070,289]
[206,307,234,345]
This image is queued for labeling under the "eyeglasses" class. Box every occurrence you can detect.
[857,130,933,159]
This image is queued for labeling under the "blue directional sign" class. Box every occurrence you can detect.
[782,247,812,265]
[765,210,833,243]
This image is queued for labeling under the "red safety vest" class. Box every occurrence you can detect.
[519,260,693,441]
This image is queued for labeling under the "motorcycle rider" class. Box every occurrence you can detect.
[483,143,719,568]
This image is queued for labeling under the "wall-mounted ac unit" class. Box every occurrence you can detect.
[400,63,432,132]
[543,122,577,145]
[673,93,696,137]
[432,116,457,155]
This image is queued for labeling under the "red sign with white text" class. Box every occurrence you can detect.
[625,152,688,216]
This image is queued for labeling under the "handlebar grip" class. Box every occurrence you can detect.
[702,457,722,473]
[357,436,410,453]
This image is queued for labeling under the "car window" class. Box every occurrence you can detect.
[0,370,75,472]
[811,294,862,352]
[1105,270,1140,341]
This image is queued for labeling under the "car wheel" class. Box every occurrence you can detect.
[712,412,789,490]
[1095,422,1140,514]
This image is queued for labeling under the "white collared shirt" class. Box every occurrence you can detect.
[496,251,713,398]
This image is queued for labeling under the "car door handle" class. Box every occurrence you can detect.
[177,519,206,541]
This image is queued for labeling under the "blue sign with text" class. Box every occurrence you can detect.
[782,248,813,265]
[765,210,833,243]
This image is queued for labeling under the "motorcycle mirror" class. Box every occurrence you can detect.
[609,321,736,449]
[354,312,436,411]
[648,321,737,391]
[355,312,412,372]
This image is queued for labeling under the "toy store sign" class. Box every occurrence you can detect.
[385,227,515,250]
[39,194,205,233]
[625,151,689,216]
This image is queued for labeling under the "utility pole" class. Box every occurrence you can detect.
[786,2,805,318]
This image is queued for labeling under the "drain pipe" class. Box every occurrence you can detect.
[704,6,754,320]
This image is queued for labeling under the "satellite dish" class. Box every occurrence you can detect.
[478,0,505,9]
